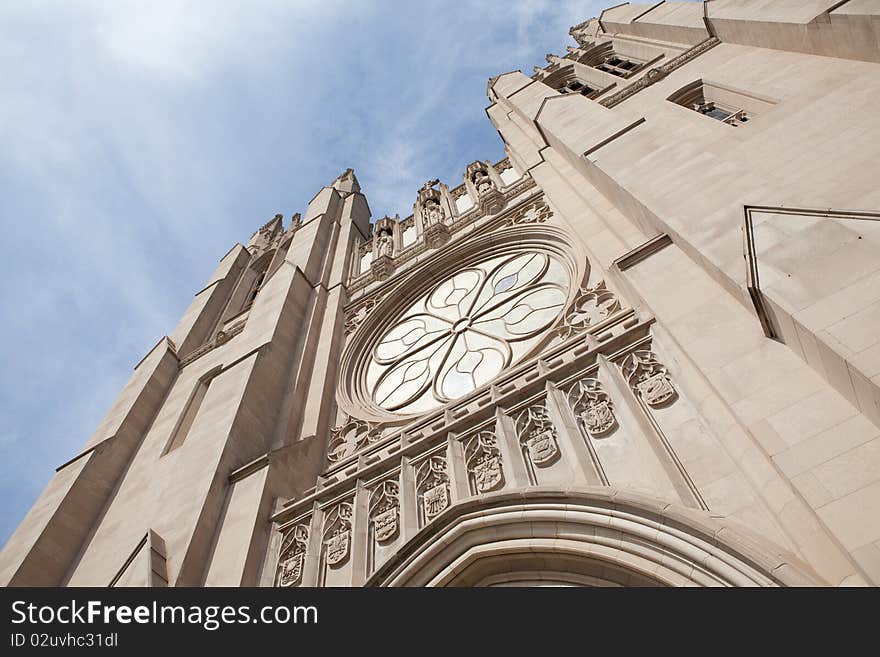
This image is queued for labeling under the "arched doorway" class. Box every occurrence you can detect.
[367,488,823,587]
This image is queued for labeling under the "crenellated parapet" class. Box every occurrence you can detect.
[347,156,532,292]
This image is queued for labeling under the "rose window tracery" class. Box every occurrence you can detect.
[366,251,569,414]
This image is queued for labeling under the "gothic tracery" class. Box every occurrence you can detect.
[366,251,570,414]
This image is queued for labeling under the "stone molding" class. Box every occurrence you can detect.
[598,37,721,109]
[612,233,672,271]
[279,317,653,518]
[365,489,825,587]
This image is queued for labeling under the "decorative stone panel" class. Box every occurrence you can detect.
[515,402,560,473]
[415,455,450,527]
[462,430,504,494]
[567,378,616,437]
[621,350,677,407]
[276,523,309,587]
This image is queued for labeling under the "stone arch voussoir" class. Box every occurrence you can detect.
[367,488,825,587]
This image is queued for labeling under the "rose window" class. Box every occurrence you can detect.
[366,251,569,415]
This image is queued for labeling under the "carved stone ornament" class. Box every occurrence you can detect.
[369,480,400,543]
[371,254,395,281]
[277,523,309,587]
[373,508,397,542]
[376,230,394,259]
[416,179,449,247]
[423,221,450,248]
[526,429,557,464]
[416,455,450,524]
[322,502,353,567]
[504,199,552,227]
[423,483,449,520]
[463,430,504,493]
[568,378,616,437]
[325,531,349,566]
[327,418,381,464]
[344,297,378,336]
[280,552,304,587]
[474,453,502,492]
[465,160,504,215]
[515,403,559,467]
[599,37,720,110]
[423,197,443,228]
[556,280,621,339]
[622,350,677,407]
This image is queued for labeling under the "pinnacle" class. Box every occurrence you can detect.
[332,167,361,194]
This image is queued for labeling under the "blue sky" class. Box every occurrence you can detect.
[0,0,608,544]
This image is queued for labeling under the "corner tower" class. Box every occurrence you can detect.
[0,169,371,586]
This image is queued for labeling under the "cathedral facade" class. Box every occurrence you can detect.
[3,1,880,587]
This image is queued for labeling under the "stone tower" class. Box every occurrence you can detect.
[3,1,880,587]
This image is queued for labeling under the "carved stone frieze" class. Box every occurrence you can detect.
[328,417,382,464]
[504,198,552,227]
[556,280,621,339]
[346,177,538,294]
[344,297,378,336]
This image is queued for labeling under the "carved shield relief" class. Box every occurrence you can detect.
[622,351,677,408]
[525,429,558,465]
[278,552,304,587]
[276,523,309,588]
[473,453,503,492]
[423,483,449,521]
[373,507,399,543]
[582,399,615,435]
[325,530,350,566]
[637,372,675,406]
[369,479,400,544]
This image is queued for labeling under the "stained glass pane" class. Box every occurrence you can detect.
[368,251,569,413]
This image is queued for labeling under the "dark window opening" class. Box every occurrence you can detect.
[558,79,598,97]
[596,54,641,78]
[693,101,750,127]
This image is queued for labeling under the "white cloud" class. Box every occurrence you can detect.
[0,0,606,543]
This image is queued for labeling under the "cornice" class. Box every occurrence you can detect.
[598,36,721,109]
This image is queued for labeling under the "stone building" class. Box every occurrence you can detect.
[3,0,880,587]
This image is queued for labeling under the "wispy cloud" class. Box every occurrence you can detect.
[0,0,606,543]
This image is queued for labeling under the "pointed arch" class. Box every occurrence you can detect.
[367,488,824,587]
